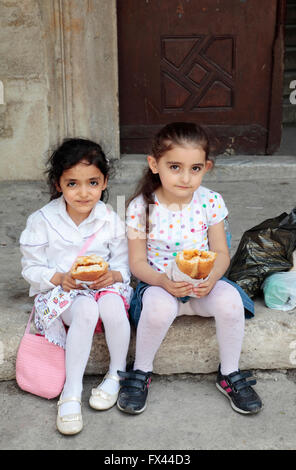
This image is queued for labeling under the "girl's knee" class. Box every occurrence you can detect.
[98,293,129,328]
[141,287,178,328]
[219,291,244,321]
[72,296,99,328]
[211,284,244,322]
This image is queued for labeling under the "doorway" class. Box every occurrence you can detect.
[117,0,285,155]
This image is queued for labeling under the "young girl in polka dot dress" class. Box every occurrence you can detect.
[117,122,262,416]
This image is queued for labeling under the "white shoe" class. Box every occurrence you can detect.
[89,373,120,411]
[56,396,83,435]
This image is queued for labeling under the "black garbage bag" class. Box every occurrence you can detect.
[227,208,296,299]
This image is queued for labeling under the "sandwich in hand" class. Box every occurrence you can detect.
[176,249,217,279]
[71,254,109,282]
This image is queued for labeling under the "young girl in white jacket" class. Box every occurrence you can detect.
[20,138,133,435]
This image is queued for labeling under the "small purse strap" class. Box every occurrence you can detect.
[76,229,100,258]
[25,306,36,334]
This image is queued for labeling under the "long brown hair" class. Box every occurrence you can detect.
[127,122,211,233]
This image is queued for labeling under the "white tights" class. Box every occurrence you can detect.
[59,293,130,416]
[134,281,245,376]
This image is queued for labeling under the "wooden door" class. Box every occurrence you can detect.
[117,0,285,155]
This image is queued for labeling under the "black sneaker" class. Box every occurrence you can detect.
[216,365,262,414]
[117,369,152,414]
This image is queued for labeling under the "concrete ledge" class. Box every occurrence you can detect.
[87,298,296,375]
[1,174,296,382]
[1,298,295,381]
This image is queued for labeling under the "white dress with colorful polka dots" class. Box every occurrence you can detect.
[126,185,228,273]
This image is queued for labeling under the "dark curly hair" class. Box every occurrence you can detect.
[127,122,212,232]
[45,138,112,201]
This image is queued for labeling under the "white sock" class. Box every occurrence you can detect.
[95,293,130,395]
[60,296,99,417]
[133,287,178,372]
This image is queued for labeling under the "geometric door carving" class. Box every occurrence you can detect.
[161,35,235,112]
[118,0,284,155]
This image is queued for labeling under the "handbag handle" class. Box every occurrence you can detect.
[25,306,36,334]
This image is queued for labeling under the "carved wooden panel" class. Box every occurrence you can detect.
[117,0,284,155]
[161,35,235,112]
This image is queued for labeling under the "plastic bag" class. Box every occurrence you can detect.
[262,272,296,311]
[227,208,296,299]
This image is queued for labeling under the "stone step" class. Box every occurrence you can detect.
[1,299,296,381]
[89,300,296,375]
[1,161,296,381]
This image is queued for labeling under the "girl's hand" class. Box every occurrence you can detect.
[50,271,83,292]
[61,272,83,292]
[159,274,193,298]
[90,270,122,290]
[192,276,217,298]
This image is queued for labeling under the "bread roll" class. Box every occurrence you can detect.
[176,249,217,279]
[71,254,108,282]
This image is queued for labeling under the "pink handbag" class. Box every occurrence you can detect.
[16,227,102,399]
[16,306,66,399]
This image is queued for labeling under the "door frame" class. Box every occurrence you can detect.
[266,0,286,154]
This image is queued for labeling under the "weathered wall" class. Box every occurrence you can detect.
[0,0,119,180]
[0,0,49,179]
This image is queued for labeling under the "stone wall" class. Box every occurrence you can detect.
[0,0,119,180]
[0,0,49,179]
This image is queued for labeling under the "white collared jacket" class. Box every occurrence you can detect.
[20,196,131,296]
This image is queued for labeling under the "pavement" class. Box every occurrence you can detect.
[1,371,296,451]
[0,127,296,451]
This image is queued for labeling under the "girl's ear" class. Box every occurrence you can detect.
[205,159,213,172]
[147,155,159,174]
[102,176,108,190]
[55,181,62,193]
